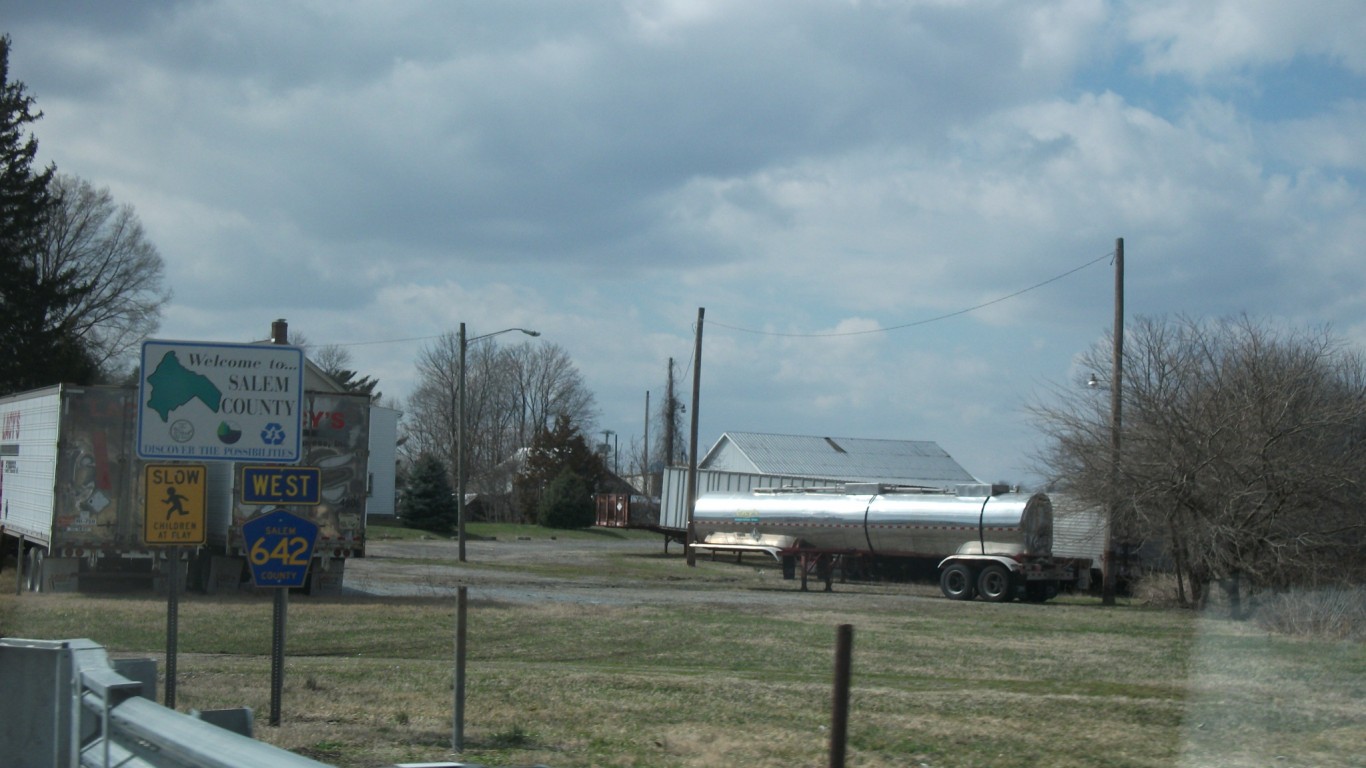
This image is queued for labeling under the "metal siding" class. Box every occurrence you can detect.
[365,405,400,517]
[1050,494,1106,562]
[0,386,64,547]
[205,461,235,548]
[701,437,759,473]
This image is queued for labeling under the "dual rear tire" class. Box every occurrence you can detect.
[939,562,1015,602]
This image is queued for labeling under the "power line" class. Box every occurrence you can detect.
[325,333,452,348]
[318,250,1111,348]
[708,250,1114,338]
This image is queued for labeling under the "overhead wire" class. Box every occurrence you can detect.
[708,250,1114,338]
[318,250,1113,349]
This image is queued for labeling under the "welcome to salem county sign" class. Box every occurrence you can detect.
[137,340,305,463]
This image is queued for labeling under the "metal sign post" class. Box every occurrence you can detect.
[270,587,288,727]
[144,463,207,709]
[241,509,319,726]
[165,547,179,708]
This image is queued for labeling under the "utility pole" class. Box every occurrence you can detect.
[1102,238,1124,606]
[685,308,704,567]
[643,391,650,497]
[663,359,677,468]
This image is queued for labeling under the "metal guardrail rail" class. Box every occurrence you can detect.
[0,637,333,768]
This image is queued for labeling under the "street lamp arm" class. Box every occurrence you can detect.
[457,323,541,563]
[468,327,540,344]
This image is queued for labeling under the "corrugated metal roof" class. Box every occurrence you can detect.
[701,431,977,486]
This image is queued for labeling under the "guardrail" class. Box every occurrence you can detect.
[0,637,333,768]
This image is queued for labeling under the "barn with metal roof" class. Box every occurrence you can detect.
[701,432,977,486]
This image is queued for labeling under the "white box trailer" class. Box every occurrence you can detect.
[1,386,150,591]
[1,384,386,594]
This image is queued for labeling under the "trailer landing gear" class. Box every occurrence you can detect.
[797,552,835,592]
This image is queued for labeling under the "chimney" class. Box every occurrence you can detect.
[271,319,289,345]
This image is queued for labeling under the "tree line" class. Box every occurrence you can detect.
[1033,314,1366,610]
[1,35,168,389]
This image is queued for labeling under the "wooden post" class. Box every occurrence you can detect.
[685,308,704,567]
[1102,237,1124,606]
[829,624,854,768]
[453,586,468,752]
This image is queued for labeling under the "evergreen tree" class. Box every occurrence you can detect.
[537,467,594,529]
[0,35,91,391]
[513,413,607,521]
[401,453,457,534]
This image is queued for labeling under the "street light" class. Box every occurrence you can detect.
[457,322,540,563]
[602,429,616,475]
[1103,238,1123,606]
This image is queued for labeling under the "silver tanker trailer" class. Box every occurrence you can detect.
[692,483,1090,602]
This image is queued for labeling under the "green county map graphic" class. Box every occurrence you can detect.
[145,351,223,421]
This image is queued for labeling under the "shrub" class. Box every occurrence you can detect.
[1253,587,1366,641]
[536,468,594,529]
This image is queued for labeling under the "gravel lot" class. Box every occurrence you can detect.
[344,534,940,609]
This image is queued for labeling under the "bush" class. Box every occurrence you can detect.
[1253,587,1366,642]
[536,469,594,529]
[1129,571,1187,609]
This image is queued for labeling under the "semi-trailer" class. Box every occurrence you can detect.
[0,383,380,594]
[692,483,1091,601]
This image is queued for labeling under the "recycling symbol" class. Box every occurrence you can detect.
[260,423,287,445]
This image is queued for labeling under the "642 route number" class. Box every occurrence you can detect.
[241,510,318,588]
[249,536,311,567]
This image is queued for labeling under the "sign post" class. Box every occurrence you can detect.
[143,463,207,708]
[242,509,319,726]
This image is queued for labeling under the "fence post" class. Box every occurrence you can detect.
[829,624,853,768]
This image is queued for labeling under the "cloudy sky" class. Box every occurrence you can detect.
[5,1,1364,485]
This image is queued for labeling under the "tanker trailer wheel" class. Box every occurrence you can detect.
[940,563,977,600]
[976,564,1014,602]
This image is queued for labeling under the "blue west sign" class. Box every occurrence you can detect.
[241,510,319,588]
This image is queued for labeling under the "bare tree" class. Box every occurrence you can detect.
[38,174,170,378]
[404,331,462,474]
[400,333,597,511]
[1032,315,1366,611]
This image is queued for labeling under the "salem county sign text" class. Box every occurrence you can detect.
[137,340,305,463]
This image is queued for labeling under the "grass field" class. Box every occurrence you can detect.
[1,527,1362,767]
